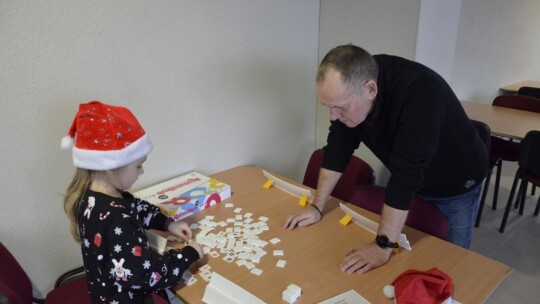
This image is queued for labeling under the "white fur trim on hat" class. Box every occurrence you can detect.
[72,134,153,170]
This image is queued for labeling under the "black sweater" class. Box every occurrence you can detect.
[323,55,488,210]
[78,190,199,303]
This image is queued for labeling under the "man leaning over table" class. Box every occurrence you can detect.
[283,44,488,274]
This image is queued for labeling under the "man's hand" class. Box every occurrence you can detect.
[283,206,322,230]
[339,242,392,274]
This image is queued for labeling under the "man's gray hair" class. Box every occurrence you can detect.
[316,44,378,93]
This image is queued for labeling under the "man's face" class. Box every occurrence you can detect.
[316,67,375,128]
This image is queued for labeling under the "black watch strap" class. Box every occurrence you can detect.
[375,235,399,249]
[311,204,323,217]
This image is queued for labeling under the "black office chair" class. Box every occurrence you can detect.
[517,86,540,99]
[516,86,540,197]
[350,185,448,240]
[303,149,375,202]
[499,130,540,233]
[488,95,540,212]
[471,120,494,227]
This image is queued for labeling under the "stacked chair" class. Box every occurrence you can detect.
[516,86,540,197]
[499,130,540,233]
[517,86,540,99]
[484,95,540,219]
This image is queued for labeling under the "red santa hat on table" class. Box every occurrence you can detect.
[61,101,153,170]
[383,268,453,304]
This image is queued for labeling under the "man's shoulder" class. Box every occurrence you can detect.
[374,54,422,70]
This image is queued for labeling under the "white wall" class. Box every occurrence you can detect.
[451,0,540,103]
[415,0,462,83]
[317,0,421,185]
[417,0,540,103]
[0,0,319,294]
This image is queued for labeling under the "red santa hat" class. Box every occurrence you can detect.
[383,268,453,304]
[61,101,153,170]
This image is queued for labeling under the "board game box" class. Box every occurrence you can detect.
[135,171,231,221]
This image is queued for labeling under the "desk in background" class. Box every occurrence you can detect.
[500,80,540,94]
[462,101,540,140]
[174,166,511,303]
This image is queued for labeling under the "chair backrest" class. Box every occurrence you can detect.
[471,119,491,150]
[45,275,92,304]
[517,86,540,99]
[349,185,448,240]
[519,130,540,177]
[493,94,540,113]
[0,243,164,304]
[0,242,33,304]
[303,149,375,202]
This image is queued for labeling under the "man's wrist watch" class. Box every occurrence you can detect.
[375,235,399,249]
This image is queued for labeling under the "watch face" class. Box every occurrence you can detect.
[376,235,389,248]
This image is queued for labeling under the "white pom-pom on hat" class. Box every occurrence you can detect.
[383,285,395,299]
[61,135,74,150]
[61,114,77,151]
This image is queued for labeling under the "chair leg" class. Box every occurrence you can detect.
[513,181,521,209]
[475,169,492,227]
[514,183,522,209]
[534,195,540,216]
[532,184,536,196]
[513,179,524,209]
[518,182,528,215]
[500,174,520,233]
[492,160,502,210]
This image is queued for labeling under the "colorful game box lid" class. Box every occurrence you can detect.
[135,171,231,221]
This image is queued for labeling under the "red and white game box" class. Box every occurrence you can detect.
[135,171,231,221]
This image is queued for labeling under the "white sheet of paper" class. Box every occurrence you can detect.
[318,290,371,304]
[339,203,411,250]
[202,272,266,304]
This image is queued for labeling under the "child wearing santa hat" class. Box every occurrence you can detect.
[62,101,204,303]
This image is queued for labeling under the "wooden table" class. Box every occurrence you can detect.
[462,101,540,140]
[174,166,512,303]
[500,80,540,94]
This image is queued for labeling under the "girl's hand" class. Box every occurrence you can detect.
[168,221,192,242]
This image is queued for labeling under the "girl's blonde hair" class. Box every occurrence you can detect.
[64,168,94,243]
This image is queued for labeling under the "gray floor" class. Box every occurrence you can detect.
[470,161,540,304]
